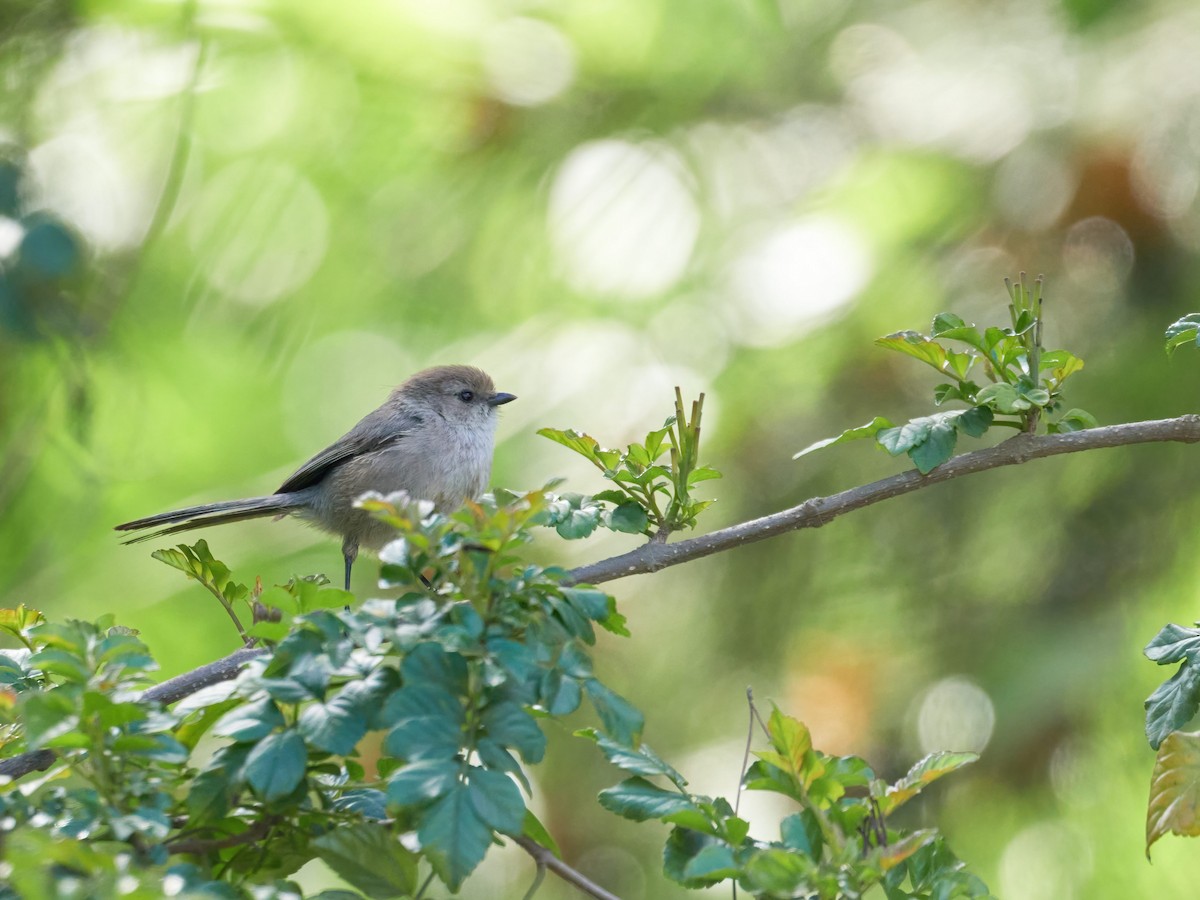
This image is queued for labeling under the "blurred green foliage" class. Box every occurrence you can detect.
[3,0,1200,895]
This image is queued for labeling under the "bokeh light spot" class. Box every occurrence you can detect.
[483,17,576,106]
[915,675,995,754]
[999,821,1092,900]
[725,217,871,346]
[1062,216,1134,293]
[548,139,700,299]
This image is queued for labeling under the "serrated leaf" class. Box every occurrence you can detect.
[418,782,492,889]
[387,758,461,807]
[313,822,418,899]
[880,751,978,814]
[877,829,939,870]
[577,728,688,788]
[875,331,949,372]
[1146,624,1200,665]
[401,643,469,693]
[213,697,284,743]
[794,417,895,460]
[683,843,739,880]
[908,417,958,473]
[955,405,993,438]
[607,502,649,534]
[381,684,464,760]
[584,678,643,747]
[481,700,545,763]
[244,729,307,801]
[1146,662,1200,749]
[598,776,698,821]
[1049,408,1098,434]
[1147,730,1200,856]
[468,766,524,834]
[1165,314,1200,356]
[536,427,601,463]
[298,691,369,756]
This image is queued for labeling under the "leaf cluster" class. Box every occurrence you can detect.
[0,489,641,897]
[591,707,989,899]
[797,277,1095,474]
[539,388,721,536]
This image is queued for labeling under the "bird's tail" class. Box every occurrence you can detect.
[115,494,302,545]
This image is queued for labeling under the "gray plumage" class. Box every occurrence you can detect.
[115,365,516,589]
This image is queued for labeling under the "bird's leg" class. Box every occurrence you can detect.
[342,539,359,592]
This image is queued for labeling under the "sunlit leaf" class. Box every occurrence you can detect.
[1147,730,1200,856]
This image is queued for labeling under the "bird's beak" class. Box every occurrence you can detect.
[487,392,517,407]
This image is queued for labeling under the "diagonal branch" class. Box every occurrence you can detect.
[564,415,1200,586]
[3,415,1197,785]
[513,835,621,900]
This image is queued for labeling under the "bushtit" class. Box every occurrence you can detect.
[116,365,515,590]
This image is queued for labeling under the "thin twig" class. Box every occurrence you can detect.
[513,835,621,900]
[166,815,276,855]
[564,415,1200,586]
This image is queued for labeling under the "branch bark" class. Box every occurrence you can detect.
[513,835,621,900]
[564,415,1200,586]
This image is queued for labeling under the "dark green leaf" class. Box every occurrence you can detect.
[598,776,698,821]
[387,759,461,807]
[244,729,307,801]
[780,811,823,858]
[608,502,649,534]
[955,406,993,438]
[584,678,644,747]
[481,701,545,763]
[1147,624,1200,664]
[1049,408,1098,434]
[418,782,492,890]
[313,823,418,899]
[381,684,464,760]
[683,843,739,880]
[539,668,582,715]
[214,697,284,743]
[401,643,469,693]
[741,847,812,894]
[468,766,525,834]
[334,789,389,820]
[298,691,369,756]
[577,728,687,787]
[908,417,957,474]
[1147,662,1200,749]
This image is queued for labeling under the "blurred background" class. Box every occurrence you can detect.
[3,0,1200,895]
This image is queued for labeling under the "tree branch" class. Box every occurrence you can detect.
[0,645,264,781]
[3,415,1197,787]
[513,835,621,900]
[564,415,1200,585]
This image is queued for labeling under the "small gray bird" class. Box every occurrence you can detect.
[115,365,516,590]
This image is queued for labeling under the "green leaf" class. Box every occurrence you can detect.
[598,776,699,821]
[1147,729,1200,856]
[313,823,418,899]
[388,759,462,807]
[793,417,895,459]
[976,383,1026,414]
[955,405,993,438]
[418,782,492,890]
[401,643,469,694]
[481,700,546,763]
[908,416,958,474]
[468,766,525,834]
[213,697,284,743]
[683,843,739,880]
[298,691,369,756]
[875,331,949,372]
[584,678,644,747]
[244,729,307,801]
[880,751,978,814]
[1147,663,1200,749]
[521,809,561,858]
[1146,624,1200,665]
[577,728,687,788]
[877,419,932,455]
[780,811,823,858]
[19,690,79,749]
[539,669,582,715]
[1165,314,1200,356]
[1049,408,1098,434]
[608,502,649,534]
[381,684,464,760]
[537,427,601,463]
[741,847,812,894]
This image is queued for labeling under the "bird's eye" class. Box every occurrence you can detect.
[458,390,474,403]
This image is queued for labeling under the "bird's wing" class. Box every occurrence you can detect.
[275,406,420,494]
